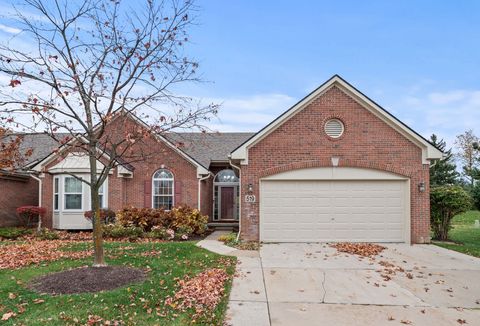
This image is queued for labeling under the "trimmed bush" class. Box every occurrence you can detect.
[170,205,208,235]
[117,205,208,236]
[430,185,472,241]
[174,226,193,240]
[16,206,46,227]
[116,206,172,231]
[84,208,116,224]
[146,226,174,240]
[103,224,144,240]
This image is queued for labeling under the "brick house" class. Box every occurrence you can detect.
[9,75,442,243]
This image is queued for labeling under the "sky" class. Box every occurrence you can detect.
[0,0,479,149]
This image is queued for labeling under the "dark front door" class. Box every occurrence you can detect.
[220,186,235,219]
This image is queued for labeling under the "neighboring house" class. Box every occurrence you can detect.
[5,75,443,243]
[0,134,63,227]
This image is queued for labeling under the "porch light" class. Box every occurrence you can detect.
[418,182,426,193]
[331,156,340,167]
[247,183,253,193]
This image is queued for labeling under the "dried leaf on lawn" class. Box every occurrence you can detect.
[164,268,229,318]
[0,240,92,269]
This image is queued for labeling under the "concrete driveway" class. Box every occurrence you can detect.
[225,243,480,326]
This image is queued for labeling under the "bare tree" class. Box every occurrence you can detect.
[455,130,480,187]
[0,0,218,266]
[0,128,32,170]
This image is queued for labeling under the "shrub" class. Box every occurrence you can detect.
[84,208,116,224]
[117,206,172,231]
[0,227,32,240]
[103,224,144,240]
[471,182,480,210]
[170,205,208,235]
[431,185,472,241]
[218,232,237,245]
[146,226,173,240]
[174,226,193,240]
[36,228,60,240]
[16,206,46,228]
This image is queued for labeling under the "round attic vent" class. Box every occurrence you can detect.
[324,119,344,138]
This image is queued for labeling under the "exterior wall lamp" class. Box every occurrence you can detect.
[418,182,426,193]
[247,183,254,193]
[331,156,340,167]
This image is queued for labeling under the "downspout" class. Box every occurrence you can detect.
[228,155,242,242]
[30,174,42,207]
[30,173,42,231]
[198,173,213,210]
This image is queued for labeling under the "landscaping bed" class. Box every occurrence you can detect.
[217,232,260,250]
[0,241,236,325]
[30,266,147,295]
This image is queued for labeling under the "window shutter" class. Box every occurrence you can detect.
[144,180,152,208]
[174,180,182,206]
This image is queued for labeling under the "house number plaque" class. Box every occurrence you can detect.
[245,195,256,203]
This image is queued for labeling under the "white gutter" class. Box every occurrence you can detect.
[198,173,213,210]
[228,155,242,242]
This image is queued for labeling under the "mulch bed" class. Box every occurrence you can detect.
[30,266,147,294]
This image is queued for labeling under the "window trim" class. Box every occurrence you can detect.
[152,168,174,210]
[53,176,59,211]
[63,176,83,211]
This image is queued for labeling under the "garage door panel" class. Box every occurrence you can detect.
[260,180,407,243]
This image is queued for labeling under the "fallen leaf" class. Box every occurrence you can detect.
[2,312,16,321]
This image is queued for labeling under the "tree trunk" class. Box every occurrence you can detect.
[90,150,106,267]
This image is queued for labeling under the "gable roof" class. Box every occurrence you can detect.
[166,132,255,167]
[230,75,443,164]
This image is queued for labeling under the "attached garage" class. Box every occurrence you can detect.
[259,167,410,243]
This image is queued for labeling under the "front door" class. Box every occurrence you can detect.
[220,186,235,219]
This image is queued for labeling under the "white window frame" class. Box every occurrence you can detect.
[63,176,83,211]
[53,176,60,211]
[152,169,174,210]
[98,181,106,208]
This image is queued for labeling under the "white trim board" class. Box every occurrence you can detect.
[231,75,443,165]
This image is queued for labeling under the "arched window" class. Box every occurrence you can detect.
[152,169,174,210]
[214,169,239,183]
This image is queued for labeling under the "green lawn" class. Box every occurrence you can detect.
[0,241,236,325]
[434,210,480,258]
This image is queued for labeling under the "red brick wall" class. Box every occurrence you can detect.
[41,114,206,228]
[240,86,430,243]
[0,176,39,227]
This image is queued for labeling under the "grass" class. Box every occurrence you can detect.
[0,241,236,325]
[434,210,480,258]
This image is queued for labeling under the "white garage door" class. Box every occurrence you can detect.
[260,180,408,243]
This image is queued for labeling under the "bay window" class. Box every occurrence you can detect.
[64,176,83,210]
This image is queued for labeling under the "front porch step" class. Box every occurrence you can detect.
[208,222,239,231]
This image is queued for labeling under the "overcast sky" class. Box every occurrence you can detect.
[1,0,479,149]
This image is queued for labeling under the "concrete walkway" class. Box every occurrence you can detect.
[198,236,480,326]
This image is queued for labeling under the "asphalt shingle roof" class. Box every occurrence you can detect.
[1,133,67,168]
[5,132,254,170]
[166,132,255,167]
